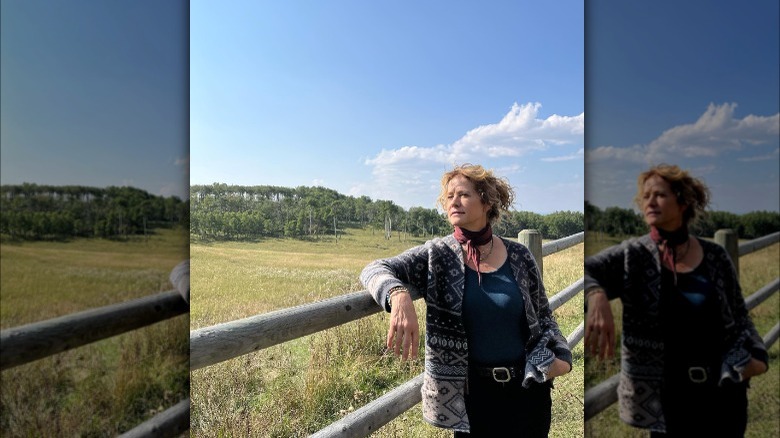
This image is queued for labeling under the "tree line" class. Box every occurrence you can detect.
[0,183,188,240]
[8,182,771,242]
[585,201,780,239]
[190,183,585,241]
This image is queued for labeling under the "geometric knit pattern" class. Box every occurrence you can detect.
[584,234,767,433]
[361,234,572,433]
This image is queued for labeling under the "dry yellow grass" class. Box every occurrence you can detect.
[0,228,189,436]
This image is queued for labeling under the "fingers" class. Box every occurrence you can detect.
[584,320,595,356]
[401,330,411,361]
[601,317,615,359]
[411,330,419,359]
[386,304,419,361]
[585,296,617,360]
[585,316,601,357]
[399,323,419,360]
[585,323,615,360]
[386,324,395,350]
[598,327,609,360]
[584,321,592,346]
[393,324,403,357]
[388,325,418,360]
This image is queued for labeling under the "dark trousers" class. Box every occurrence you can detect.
[453,375,552,438]
[651,380,749,438]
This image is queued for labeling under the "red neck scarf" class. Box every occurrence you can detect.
[650,225,689,285]
[454,223,493,284]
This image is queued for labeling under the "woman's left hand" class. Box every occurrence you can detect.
[546,358,571,380]
[742,357,768,380]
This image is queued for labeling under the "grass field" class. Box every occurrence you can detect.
[190,228,584,437]
[0,228,189,436]
[583,233,780,438]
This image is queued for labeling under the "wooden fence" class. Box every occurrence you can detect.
[190,230,586,437]
[583,230,780,421]
[0,261,191,438]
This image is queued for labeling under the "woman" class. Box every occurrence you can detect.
[361,164,572,437]
[584,164,768,437]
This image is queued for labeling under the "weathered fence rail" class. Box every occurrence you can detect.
[118,398,190,438]
[191,289,391,371]
[191,230,585,437]
[584,231,780,421]
[738,231,780,256]
[1,290,188,370]
[0,260,190,437]
[542,231,585,256]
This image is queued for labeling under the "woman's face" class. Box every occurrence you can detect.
[641,175,686,231]
[445,175,490,231]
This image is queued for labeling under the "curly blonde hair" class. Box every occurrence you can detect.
[634,164,711,226]
[437,164,515,224]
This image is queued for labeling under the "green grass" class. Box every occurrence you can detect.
[0,228,189,437]
[190,228,584,437]
[583,233,780,437]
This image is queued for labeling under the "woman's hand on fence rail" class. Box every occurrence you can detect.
[584,288,615,359]
[387,291,419,360]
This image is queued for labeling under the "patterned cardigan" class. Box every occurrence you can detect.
[360,234,572,432]
[584,235,768,432]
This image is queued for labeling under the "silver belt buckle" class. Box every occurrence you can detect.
[688,366,707,383]
[492,367,511,383]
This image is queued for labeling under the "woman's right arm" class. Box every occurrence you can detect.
[583,243,626,359]
[360,244,430,360]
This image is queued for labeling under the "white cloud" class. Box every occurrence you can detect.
[738,147,780,162]
[365,144,451,166]
[688,164,717,176]
[586,144,648,163]
[541,147,584,162]
[359,102,584,208]
[451,102,583,159]
[492,164,526,175]
[365,102,583,168]
[589,103,780,163]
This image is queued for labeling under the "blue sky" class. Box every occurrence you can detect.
[0,0,188,199]
[585,0,780,214]
[191,1,584,213]
[7,2,771,215]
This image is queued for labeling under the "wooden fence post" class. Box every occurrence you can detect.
[714,229,739,276]
[518,229,543,281]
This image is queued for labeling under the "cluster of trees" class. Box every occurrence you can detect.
[190,183,584,241]
[8,181,773,242]
[0,184,188,240]
[497,210,584,240]
[585,201,780,239]
[190,184,448,240]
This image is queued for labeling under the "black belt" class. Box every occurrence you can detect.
[471,365,522,383]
